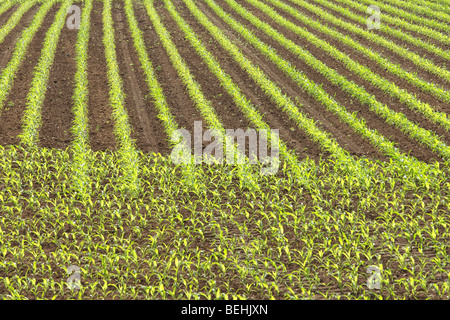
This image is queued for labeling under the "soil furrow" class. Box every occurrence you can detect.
[38,3,81,150]
[0,4,17,29]
[87,0,116,152]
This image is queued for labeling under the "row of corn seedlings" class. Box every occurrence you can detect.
[325,0,449,45]
[0,0,54,113]
[102,0,140,197]
[0,1,14,16]
[70,0,93,199]
[143,0,261,191]
[19,0,73,147]
[224,0,450,161]
[267,0,450,104]
[307,0,449,61]
[0,143,449,299]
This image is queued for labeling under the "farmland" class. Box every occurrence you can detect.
[0,0,450,300]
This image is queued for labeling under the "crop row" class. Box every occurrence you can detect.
[237,0,450,159]
[205,0,428,167]
[0,0,54,113]
[143,0,264,190]
[0,2,13,15]
[393,0,450,15]
[179,0,388,186]
[124,0,211,192]
[0,1,37,45]
[382,0,450,20]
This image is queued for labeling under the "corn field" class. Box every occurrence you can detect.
[0,0,450,300]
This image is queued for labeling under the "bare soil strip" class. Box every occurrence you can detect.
[216,0,445,163]
[38,3,81,150]
[194,0,387,161]
[113,2,169,154]
[0,5,58,147]
[87,1,116,151]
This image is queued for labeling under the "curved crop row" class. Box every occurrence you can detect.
[224,0,450,160]
[102,0,140,196]
[19,0,73,147]
[143,0,260,190]
[164,0,318,186]
[0,0,54,113]
[324,0,450,45]
[70,0,93,198]
[288,0,450,81]
[180,0,374,181]
[202,0,428,169]
[266,0,450,104]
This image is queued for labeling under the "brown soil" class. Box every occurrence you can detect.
[86,1,116,151]
[113,1,170,154]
